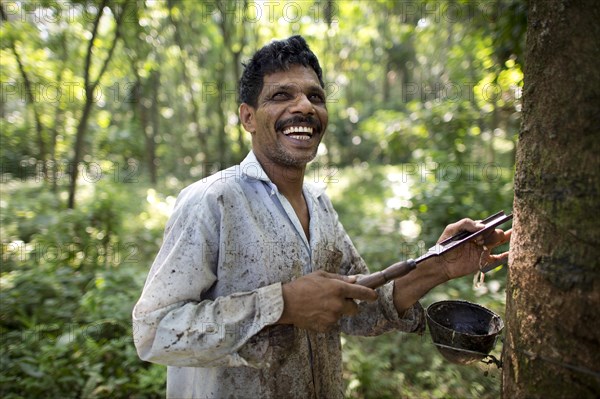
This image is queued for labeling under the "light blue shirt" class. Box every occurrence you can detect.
[133,151,424,398]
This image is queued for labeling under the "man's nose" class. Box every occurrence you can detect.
[289,93,315,115]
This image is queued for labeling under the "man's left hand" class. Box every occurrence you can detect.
[435,218,512,281]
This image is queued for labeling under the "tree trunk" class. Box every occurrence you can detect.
[1,7,47,175]
[67,96,95,209]
[148,70,160,184]
[215,61,227,166]
[503,1,600,397]
[134,78,152,181]
[167,0,207,158]
[67,1,123,209]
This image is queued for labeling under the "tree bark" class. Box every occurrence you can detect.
[503,1,600,397]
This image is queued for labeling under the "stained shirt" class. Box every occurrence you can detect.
[132,151,425,399]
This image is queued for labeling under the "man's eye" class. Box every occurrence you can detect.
[310,94,325,103]
[272,92,290,100]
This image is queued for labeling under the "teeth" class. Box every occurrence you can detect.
[288,135,311,141]
[282,126,313,136]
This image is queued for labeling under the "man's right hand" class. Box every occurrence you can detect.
[277,271,378,332]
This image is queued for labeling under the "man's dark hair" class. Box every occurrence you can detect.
[238,35,324,107]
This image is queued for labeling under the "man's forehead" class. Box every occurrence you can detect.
[262,65,322,89]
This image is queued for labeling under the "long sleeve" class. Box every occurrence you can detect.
[132,185,285,368]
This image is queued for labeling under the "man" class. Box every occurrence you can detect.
[132,35,510,398]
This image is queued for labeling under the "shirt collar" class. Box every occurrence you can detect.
[240,150,271,182]
[240,151,326,198]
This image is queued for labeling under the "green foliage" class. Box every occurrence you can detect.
[0,266,166,398]
[1,0,525,397]
[1,182,167,398]
[343,332,502,399]
[326,151,512,398]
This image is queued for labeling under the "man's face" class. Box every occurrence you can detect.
[241,65,328,168]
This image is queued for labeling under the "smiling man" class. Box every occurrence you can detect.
[132,35,510,398]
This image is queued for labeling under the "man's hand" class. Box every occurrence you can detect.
[436,218,512,280]
[392,218,511,315]
[277,271,378,332]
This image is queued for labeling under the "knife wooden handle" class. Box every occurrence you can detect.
[356,259,417,289]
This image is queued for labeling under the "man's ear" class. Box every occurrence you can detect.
[239,103,256,133]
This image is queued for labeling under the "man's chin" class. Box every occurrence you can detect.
[273,148,319,168]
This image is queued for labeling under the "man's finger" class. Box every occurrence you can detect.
[439,218,485,242]
[481,252,509,273]
[483,228,512,247]
[339,282,378,302]
[314,271,378,301]
[319,271,357,283]
[456,218,486,232]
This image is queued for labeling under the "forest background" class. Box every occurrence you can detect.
[0,0,526,397]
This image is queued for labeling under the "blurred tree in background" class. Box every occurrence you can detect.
[1,1,526,397]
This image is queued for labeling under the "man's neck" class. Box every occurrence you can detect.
[270,167,305,200]
[253,151,311,240]
[254,152,306,200]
